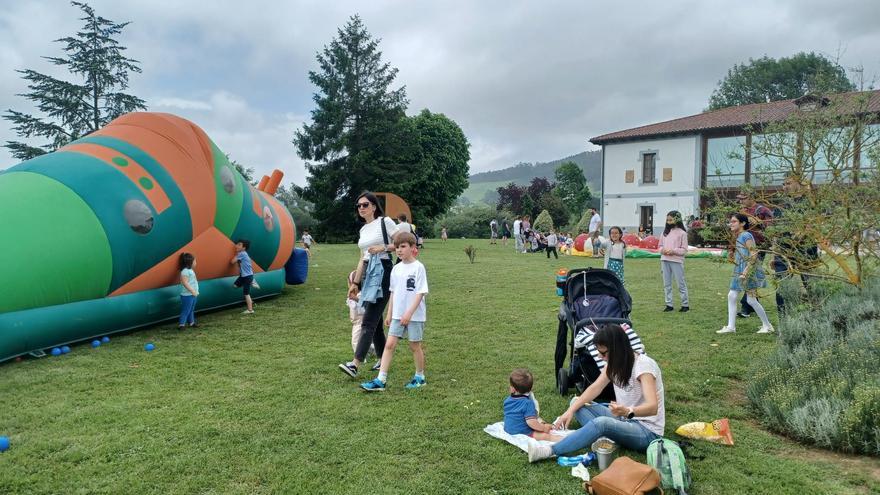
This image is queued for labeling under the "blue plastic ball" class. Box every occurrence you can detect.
[0,436,9,452]
[91,340,101,348]
[101,336,110,343]
[61,346,71,354]
[50,347,62,356]
[144,343,155,352]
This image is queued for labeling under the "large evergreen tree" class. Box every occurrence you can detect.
[294,15,408,240]
[708,52,855,111]
[295,16,469,240]
[3,1,146,160]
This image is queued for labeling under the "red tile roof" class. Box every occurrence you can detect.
[590,90,880,145]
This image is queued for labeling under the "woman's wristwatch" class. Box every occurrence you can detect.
[626,407,635,419]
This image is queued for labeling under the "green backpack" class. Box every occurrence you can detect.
[646,438,691,495]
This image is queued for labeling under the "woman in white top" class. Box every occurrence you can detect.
[338,192,398,377]
[528,324,665,462]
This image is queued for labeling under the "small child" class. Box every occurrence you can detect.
[440,226,448,242]
[600,226,627,283]
[302,229,314,257]
[360,232,429,391]
[230,239,257,314]
[178,252,199,329]
[346,270,375,357]
[503,368,562,441]
[546,230,558,259]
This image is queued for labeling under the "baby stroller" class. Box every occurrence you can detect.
[554,268,644,399]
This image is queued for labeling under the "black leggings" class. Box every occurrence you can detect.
[546,246,558,259]
[355,258,392,362]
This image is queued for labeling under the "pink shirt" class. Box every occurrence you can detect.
[658,228,688,263]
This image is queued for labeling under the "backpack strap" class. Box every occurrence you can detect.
[380,216,390,247]
[663,441,688,495]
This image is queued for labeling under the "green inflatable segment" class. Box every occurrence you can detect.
[231,182,281,270]
[210,141,243,237]
[13,151,192,292]
[0,270,286,362]
[0,172,111,315]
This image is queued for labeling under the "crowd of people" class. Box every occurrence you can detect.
[260,176,819,466]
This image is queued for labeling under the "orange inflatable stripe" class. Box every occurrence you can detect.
[250,185,263,217]
[267,196,296,270]
[94,113,216,237]
[62,143,171,214]
[110,227,254,296]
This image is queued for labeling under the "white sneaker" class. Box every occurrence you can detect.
[527,442,553,463]
[716,326,736,334]
[242,309,255,314]
[252,280,261,290]
[756,325,775,334]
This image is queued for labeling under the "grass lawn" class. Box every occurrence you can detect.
[1,239,878,494]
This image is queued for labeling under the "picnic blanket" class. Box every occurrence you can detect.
[483,421,574,453]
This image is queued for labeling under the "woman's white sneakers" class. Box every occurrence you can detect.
[526,442,553,463]
[716,325,775,334]
[756,324,775,334]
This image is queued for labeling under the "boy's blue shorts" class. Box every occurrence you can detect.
[234,275,253,295]
[388,319,425,342]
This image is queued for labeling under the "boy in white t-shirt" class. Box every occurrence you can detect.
[301,229,314,256]
[360,232,429,391]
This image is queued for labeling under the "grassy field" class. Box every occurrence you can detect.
[1,239,878,494]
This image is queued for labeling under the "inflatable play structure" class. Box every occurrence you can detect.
[0,112,307,362]
[570,233,724,258]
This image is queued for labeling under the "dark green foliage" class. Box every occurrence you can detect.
[708,52,855,111]
[553,161,592,214]
[229,157,256,185]
[3,1,146,160]
[434,203,500,238]
[747,281,880,454]
[295,16,468,240]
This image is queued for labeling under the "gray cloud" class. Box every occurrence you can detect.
[1,0,879,185]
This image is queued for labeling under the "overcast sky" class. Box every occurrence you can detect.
[1,0,879,185]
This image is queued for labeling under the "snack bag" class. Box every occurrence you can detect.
[675,418,734,445]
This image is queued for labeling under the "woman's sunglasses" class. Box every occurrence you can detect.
[356,202,372,209]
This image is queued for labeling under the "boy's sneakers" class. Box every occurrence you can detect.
[252,280,261,290]
[663,306,674,312]
[716,326,736,334]
[371,361,381,371]
[338,362,358,377]
[737,311,751,318]
[241,309,255,314]
[404,376,427,389]
[360,378,386,392]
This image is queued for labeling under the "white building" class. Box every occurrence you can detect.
[590,90,880,234]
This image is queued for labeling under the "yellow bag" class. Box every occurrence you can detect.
[675,418,734,445]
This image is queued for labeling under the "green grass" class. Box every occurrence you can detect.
[1,239,878,494]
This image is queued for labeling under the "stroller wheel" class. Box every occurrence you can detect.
[557,368,570,395]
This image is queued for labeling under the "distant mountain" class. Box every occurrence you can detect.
[460,150,602,205]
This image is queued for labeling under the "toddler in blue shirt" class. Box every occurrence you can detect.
[503,368,562,441]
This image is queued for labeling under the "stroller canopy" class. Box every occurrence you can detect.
[564,268,632,318]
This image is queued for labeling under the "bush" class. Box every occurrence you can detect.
[533,209,553,232]
[434,204,498,238]
[574,210,592,234]
[747,280,880,454]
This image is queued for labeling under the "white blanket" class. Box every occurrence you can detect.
[483,421,574,453]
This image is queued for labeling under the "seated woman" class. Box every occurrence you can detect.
[527,324,665,462]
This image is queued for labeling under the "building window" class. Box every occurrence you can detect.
[642,153,656,183]
[706,136,746,187]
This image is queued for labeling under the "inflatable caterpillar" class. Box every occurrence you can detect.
[0,112,306,362]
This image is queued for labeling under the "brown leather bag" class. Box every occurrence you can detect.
[584,456,663,495]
